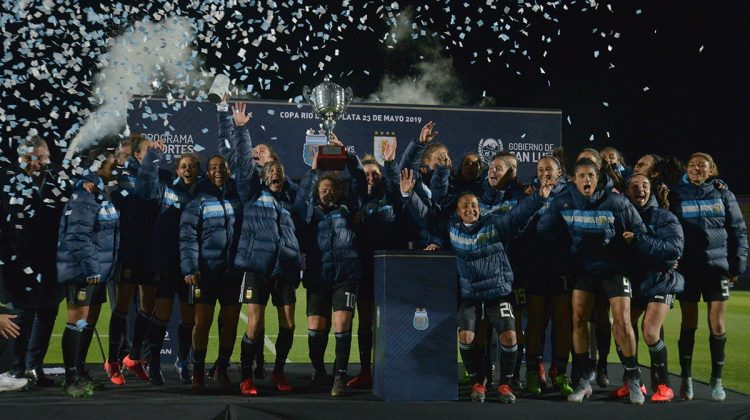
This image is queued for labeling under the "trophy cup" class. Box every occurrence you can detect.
[208,74,230,103]
[302,78,353,170]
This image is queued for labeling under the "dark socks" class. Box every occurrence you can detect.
[648,339,669,386]
[62,323,82,382]
[108,310,127,363]
[709,334,727,379]
[256,328,265,366]
[622,355,640,382]
[130,310,150,360]
[274,328,294,374]
[178,322,193,362]
[76,324,95,373]
[308,329,328,374]
[678,328,696,378]
[241,334,261,379]
[595,325,612,367]
[147,317,169,367]
[573,352,590,383]
[499,344,518,385]
[217,347,232,370]
[358,327,373,372]
[459,343,482,384]
[334,330,352,375]
[192,349,207,373]
[513,343,524,378]
[555,356,568,376]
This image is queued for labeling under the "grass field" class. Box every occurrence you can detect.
[45,290,750,394]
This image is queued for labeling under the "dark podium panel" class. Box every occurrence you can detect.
[372,251,457,401]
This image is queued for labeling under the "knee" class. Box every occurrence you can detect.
[642,326,660,345]
[499,330,516,347]
[709,319,725,336]
[458,330,475,345]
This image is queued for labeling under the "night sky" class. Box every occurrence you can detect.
[1,0,748,193]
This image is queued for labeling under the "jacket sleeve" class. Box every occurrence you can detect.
[294,170,318,225]
[136,148,166,201]
[346,153,368,212]
[622,200,647,235]
[382,159,402,205]
[234,124,261,203]
[633,211,684,270]
[180,197,202,276]
[399,139,426,172]
[430,165,454,211]
[723,190,749,276]
[62,194,100,278]
[493,191,544,242]
[217,110,237,169]
[401,191,431,229]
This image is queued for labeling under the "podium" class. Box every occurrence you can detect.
[372,251,457,401]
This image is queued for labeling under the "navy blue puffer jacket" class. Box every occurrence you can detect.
[295,167,363,288]
[179,178,241,275]
[670,178,748,276]
[448,192,545,301]
[232,119,301,285]
[57,174,120,285]
[632,194,685,296]
[539,187,646,277]
[115,157,162,266]
[136,148,197,276]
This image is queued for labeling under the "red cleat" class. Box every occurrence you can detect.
[104,360,125,386]
[651,384,674,403]
[240,378,258,396]
[471,383,487,402]
[123,355,150,382]
[611,381,647,399]
[272,372,293,392]
[346,371,373,389]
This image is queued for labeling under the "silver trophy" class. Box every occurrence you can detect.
[302,78,353,170]
[208,74,230,103]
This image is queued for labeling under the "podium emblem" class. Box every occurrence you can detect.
[413,308,429,331]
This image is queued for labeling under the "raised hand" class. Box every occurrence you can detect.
[311,149,319,171]
[623,231,634,244]
[539,176,553,199]
[418,121,438,144]
[400,168,416,195]
[383,139,397,162]
[232,102,252,127]
[328,133,344,148]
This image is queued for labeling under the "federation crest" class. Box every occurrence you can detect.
[303,130,328,167]
[413,308,429,331]
[373,132,397,165]
[597,215,609,225]
[477,138,504,164]
[77,288,87,302]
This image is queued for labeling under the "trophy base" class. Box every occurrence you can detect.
[316,145,347,171]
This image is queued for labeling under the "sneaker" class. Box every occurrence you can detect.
[567,380,592,403]
[0,372,29,392]
[710,377,726,402]
[24,368,55,387]
[588,358,597,383]
[123,355,150,382]
[471,383,487,402]
[240,378,258,396]
[149,365,165,386]
[104,360,125,386]
[174,359,192,385]
[497,384,516,404]
[310,370,330,393]
[272,372,293,392]
[680,377,693,401]
[331,374,348,397]
[611,381,647,398]
[78,369,105,391]
[526,371,542,396]
[192,366,206,395]
[555,374,574,397]
[628,379,646,405]
[213,367,233,394]
[596,364,609,388]
[63,377,93,398]
[346,371,373,389]
[651,384,674,403]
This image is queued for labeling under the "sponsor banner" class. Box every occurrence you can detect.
[128,98,561,183]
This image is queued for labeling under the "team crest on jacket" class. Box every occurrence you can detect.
[413,308,429,330]
[477,138,503,164]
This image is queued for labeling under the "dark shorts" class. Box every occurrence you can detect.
[458,296,515,335]
[511,287,527,308]
[240,271,296,307]
[679,270,730,303]
[191,268,243,306]
[154,272,189,302]
[306,282,358,317]
[526,275,571,296]
[632,292,676,309]
[66,282,107,306]
[574,273,632,299]
[116,262,155,285]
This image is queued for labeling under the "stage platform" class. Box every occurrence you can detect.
[2,363,748,420]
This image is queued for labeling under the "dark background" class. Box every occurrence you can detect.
[1,0,748,193]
